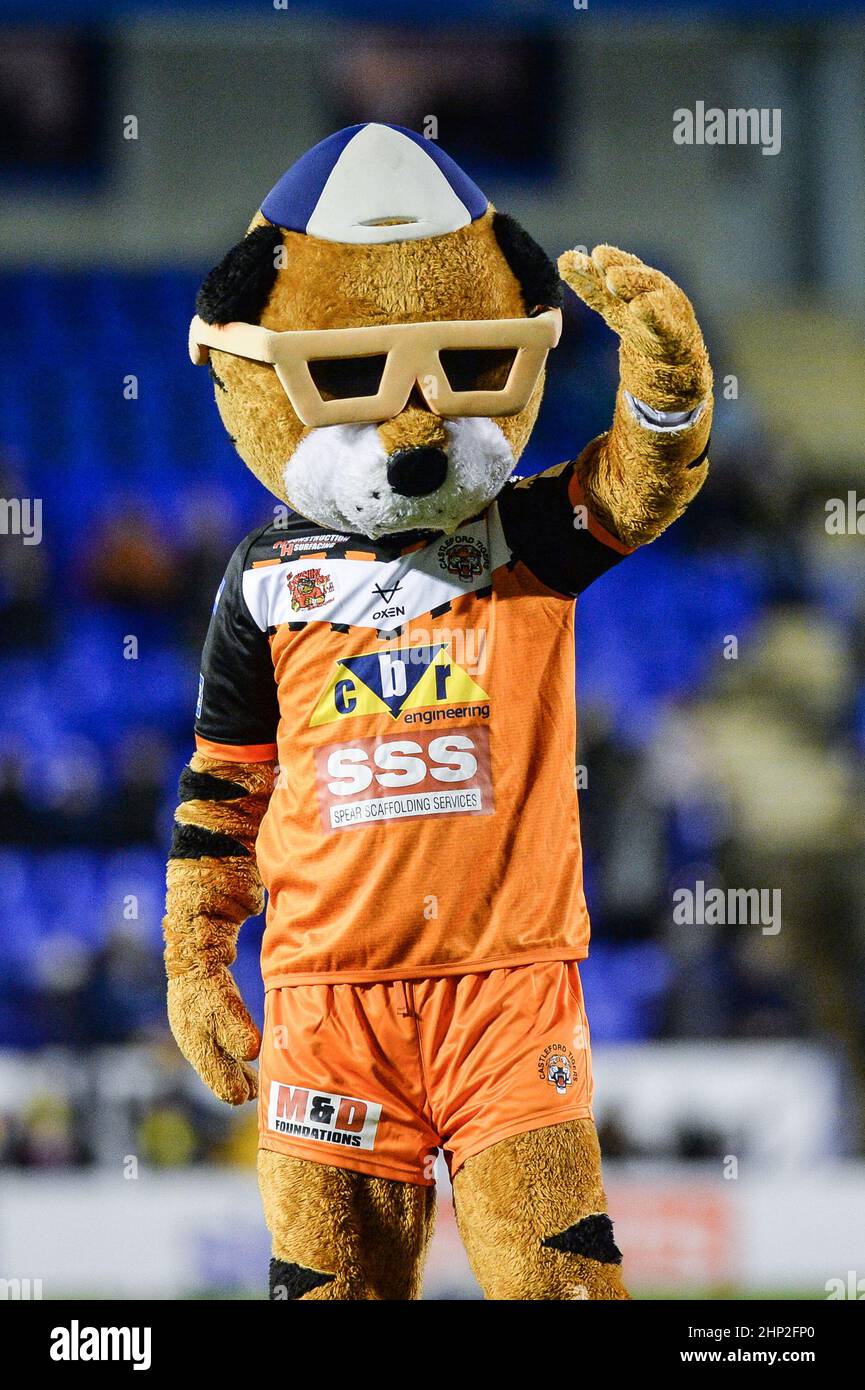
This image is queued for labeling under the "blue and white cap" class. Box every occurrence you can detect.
[261,123,489,245]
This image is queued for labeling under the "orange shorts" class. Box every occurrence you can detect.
[258,959,593,1185]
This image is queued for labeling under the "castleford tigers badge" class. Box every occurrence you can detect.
[437,535,489,582]
[286,567,334,612]
[537,1043,577,1095]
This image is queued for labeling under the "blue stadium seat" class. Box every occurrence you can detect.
[33,851,105,947]
[581,942,673,1042]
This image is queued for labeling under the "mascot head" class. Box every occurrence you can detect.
[191,123,562,539]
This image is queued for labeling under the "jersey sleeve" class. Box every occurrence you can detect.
[497,459,634,597]
[193,534,280,762]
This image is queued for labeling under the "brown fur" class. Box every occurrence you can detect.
[259,1149,435,1300]
[559,245,712,547]
[210,208,542,505]
[259,1119,626,1301]
[453,1118,630,1300]
[163,752,276,1104]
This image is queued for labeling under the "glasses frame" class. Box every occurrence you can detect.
[188,307,562,426]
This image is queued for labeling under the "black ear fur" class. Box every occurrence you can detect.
[492,212,563,312]
[196,223,284,325]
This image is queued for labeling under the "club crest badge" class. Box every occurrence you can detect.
[537,1044,577,1095]
[437,534,489,582]
[287,567,334,612]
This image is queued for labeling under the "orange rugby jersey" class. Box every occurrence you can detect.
[193,461,632,984]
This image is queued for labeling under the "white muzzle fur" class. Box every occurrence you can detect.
[282,416,515,538]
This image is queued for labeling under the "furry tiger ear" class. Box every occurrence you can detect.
[195,223,284,325]
[492,212,563,313]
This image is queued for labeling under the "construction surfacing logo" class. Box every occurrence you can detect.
[268,1083,381,1150]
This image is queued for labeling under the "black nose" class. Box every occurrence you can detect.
[386,447,448,498]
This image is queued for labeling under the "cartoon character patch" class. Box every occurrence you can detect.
[286,567,335,612]
[437,535,489,582]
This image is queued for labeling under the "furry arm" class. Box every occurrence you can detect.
[558,245,712,547]
[163,751,276,1104]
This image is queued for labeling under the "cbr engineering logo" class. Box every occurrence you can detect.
[310,643,489,726]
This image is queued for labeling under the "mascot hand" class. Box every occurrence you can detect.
[164,752,275,1104]
[167,966,261,1105]
[558,244,710,410]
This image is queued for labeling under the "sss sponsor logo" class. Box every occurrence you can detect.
[267,1083,381,1151]
[310,642,489,726]
[315,726,494,831]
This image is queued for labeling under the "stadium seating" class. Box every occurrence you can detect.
[0,268,777,1047]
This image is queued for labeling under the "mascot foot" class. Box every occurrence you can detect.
[258,1149,435,1300]
[453,1116,630,1299]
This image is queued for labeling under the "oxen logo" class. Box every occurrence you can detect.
[437,535,489,582]
[286,567,334,612]
[538,1043,577,1095]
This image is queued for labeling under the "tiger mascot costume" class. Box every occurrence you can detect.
[163,124,712,1300]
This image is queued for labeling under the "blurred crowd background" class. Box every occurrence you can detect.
[1,0,864,1297]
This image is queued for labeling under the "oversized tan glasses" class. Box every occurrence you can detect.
[188,308,561,426]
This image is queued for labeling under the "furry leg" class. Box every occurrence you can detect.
[453,1117,629,1300]
[258,1149,436,1300]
